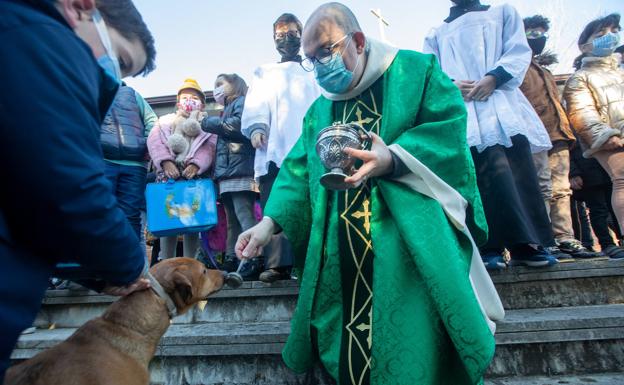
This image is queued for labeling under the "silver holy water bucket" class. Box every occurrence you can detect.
[315,122,371,190]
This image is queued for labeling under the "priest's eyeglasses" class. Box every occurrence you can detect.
[301,33,352,72]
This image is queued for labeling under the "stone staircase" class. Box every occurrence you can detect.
[487,259,624,379]
[11,259,624,384]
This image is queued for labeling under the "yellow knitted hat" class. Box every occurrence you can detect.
[177,78,205,102]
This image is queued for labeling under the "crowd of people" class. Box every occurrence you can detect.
[139,2,624,276]
[1,0,623,384]
[139,13,321,283]
[424,3,624,270]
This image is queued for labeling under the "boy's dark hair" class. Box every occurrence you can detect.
[273,13,303,35]
[524,15,550,31]
[578,13,621,46]
[96,0,156,76]
[616,45,624,54]
[217,73,248,103]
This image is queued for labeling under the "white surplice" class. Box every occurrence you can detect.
[423,4,551,153]
[241,61,320,179]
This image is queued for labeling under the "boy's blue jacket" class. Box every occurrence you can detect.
[0,0,145,378]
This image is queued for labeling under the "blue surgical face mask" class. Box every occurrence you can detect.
[92,9,122,82]
[97,55,121,84]
[591,31,621,57]
[314,35,361,94]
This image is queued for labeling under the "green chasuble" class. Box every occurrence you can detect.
[264,49,494,385]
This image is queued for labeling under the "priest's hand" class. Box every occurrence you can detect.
[343,133,393,187]
[467,75,496,102]
[453,80,476,101]
[235,217,275,260]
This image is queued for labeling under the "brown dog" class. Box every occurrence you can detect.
[5,258,225,385]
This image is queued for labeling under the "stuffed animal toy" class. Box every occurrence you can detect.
[167,110,205,168]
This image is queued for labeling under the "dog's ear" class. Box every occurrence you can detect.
[163,268,194,305]
[172,271,193,303]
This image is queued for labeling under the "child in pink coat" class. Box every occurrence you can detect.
[147,78,216,260]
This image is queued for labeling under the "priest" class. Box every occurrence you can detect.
[236,3,503,384]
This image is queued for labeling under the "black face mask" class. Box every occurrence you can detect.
[452,0,476,6]
[528,37,547,56]
[275,36,301,62]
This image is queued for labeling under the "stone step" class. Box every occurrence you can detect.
[14,304,624,379]
[484,373,624,385]
[12,322,289,360]
[490,304,624,377]
[490,259,624,309]
[37,260,624,329]
[35,280,299,328]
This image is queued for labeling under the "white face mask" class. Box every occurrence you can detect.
[213,85,226,106]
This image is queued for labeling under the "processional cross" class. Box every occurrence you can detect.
[370,8,390,43]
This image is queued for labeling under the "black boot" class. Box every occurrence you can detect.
[220,255,240,273]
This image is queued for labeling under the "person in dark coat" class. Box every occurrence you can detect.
[570,141,624,259]
[0,0,156,380]
[202,74,259,277]
[101,85,158,239]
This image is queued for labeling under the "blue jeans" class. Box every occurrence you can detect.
[104,162,147,239]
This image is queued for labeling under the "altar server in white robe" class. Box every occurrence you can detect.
[241,13,320,282]
[424,0,557,270]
